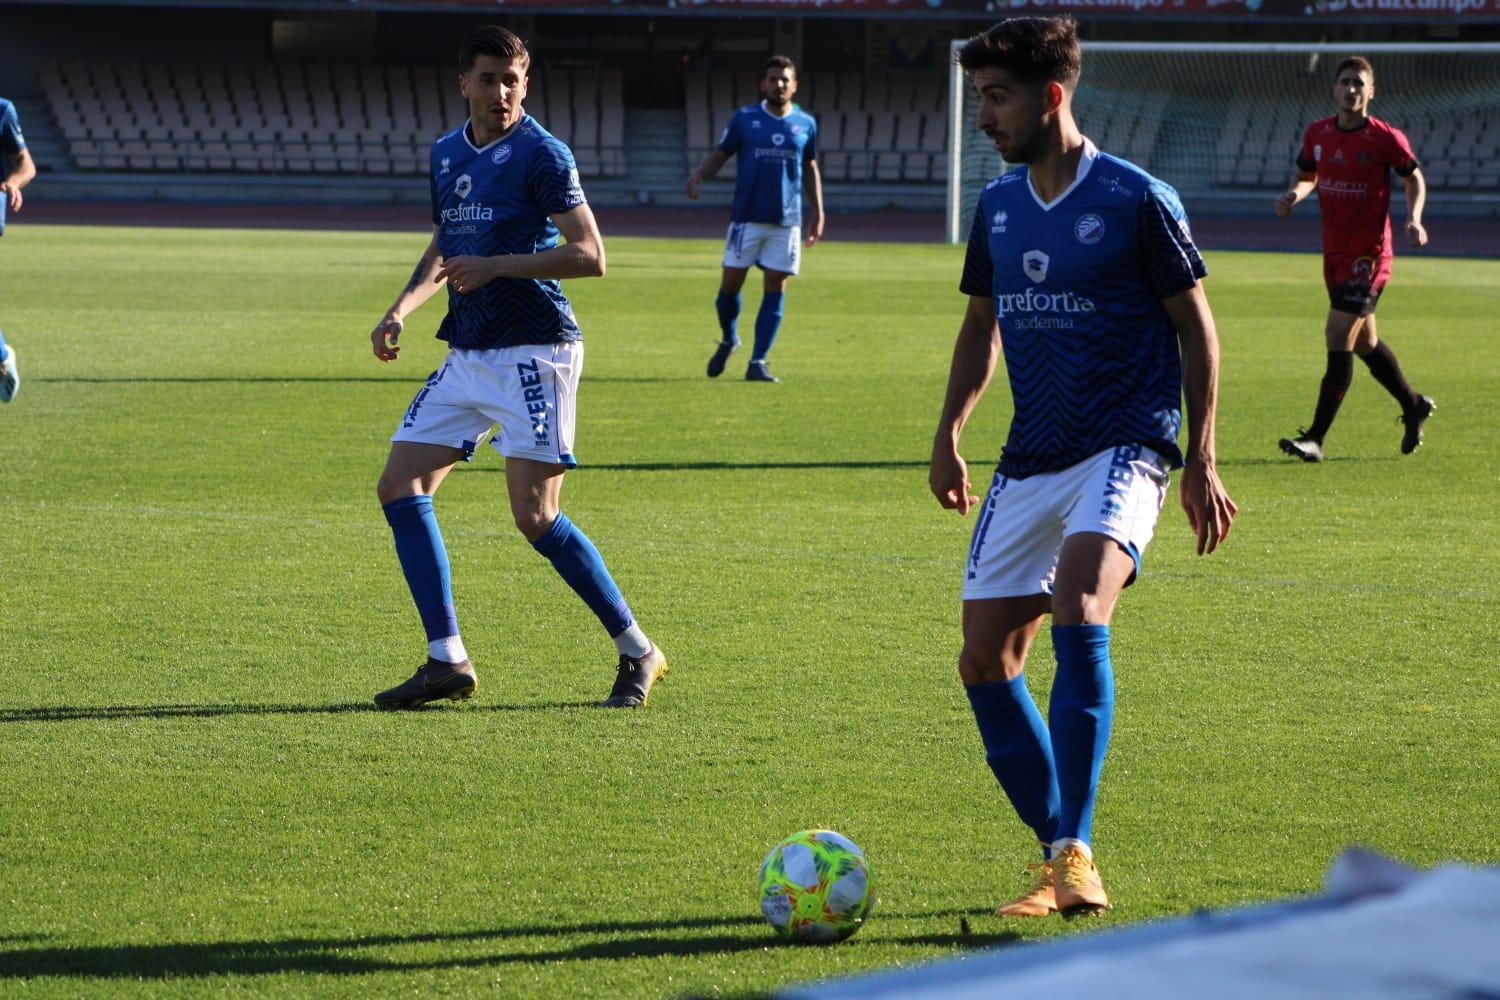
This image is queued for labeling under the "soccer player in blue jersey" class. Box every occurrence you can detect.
[368,26,666,710]
[686,55,823,383]
[930,17,1237,917]
[0,95,37,403]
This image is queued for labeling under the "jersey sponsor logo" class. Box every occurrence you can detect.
[771,133,786,146]
[991,209,1008,234]
[1022,249,1050,283]
[492,144,512,165]
[994,286,1098,321]
[455,173,473,199]
[440,156,451,175]
[440,202,494,224]
[1074,213,1105,245]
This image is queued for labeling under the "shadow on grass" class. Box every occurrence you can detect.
[0,700,599,724]
[476,459,930,473]
[0,914,1018,979]
[36,376,410,384]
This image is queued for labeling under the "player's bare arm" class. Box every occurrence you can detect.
[930,295,1001,515]
[1162,284,1237,555]
[1274,171,1317,217]
[437,202,606,294]
[803,159,825,247]
[2,148,35,212]
[1402,167,1428,247]
[371,225,445,362]
[686,149,730,199]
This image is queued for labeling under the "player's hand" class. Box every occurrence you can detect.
[930,442,979,515]
[1405,220,1428,248]
[1178,457,1237,556]
[371,312,403,362]
[805,215,824,248]
[1273,191,1297,217]
[685,172,703,200]
[1,181,20,213]
[435,255,498,294]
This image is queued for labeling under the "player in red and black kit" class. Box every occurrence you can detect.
[1274,55,1434,462]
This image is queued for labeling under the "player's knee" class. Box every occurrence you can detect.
[1050,590,1112,626]
[958,647,1015,686]
[375,475,410,507]
[511,507,553,542]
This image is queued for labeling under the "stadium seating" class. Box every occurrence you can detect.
[32,57,1499,198]
[37,59,627,179]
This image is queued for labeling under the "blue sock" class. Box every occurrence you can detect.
[530,512,635,637]
[751,292,784,362]
[0,328,8,354]
[715,291,741,345]
[383,495,459,644]
[967,676,1061,856]
[1049,624,1115,845]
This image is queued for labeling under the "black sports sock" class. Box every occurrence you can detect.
[1306,351,1354,441]
[1360,341,1420,413]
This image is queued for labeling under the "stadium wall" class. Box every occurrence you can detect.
[4,2,1498,217]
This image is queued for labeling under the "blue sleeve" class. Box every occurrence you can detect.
[1137,182,1206,300]
[429,150,440,226]
[527,137,587,216]
[0,102,25,158]
[717,111,741,155]
[959,204,992,297]
[803,117,818,162]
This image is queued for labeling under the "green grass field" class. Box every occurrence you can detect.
[1,224,1497,996]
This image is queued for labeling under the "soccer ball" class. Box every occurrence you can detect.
[758,830,875,943]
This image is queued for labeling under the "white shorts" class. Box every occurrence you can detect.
[391,342,581,467]
[723,222,801,275]
[962,444,1170,601]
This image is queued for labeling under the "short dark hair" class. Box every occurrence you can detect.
[764,54,796,78]
[1335,55,1374,82]
[956,17,1081,88]
[460,25,530,74]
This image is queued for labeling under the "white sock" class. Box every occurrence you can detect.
[612,624,651,659]
[1051,837,1091,860]
[428,635,468,664]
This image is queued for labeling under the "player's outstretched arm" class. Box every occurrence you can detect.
[930,295,1000,516]
[804,159,825,247]
[371,225,444,362]
[1402,168,1428,247]
[437,203,605,294]
[686,150,730,199]
[1274,172,1317,217]
[1163,283,1237,555]
[2,149,36,212]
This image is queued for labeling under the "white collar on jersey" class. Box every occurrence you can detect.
[1027,136,1098,212]
[462,117,523,154]
[759,100,794,121]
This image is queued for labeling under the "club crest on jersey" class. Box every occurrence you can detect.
[455,174,473,200]
[440,156,451,175]
[991,210,1008,233]
[492,144,512,165]
[1022,250,1050,284]
[1074,214,1105,245]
